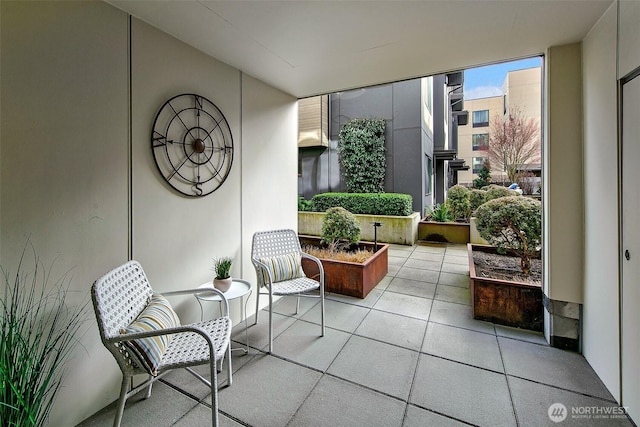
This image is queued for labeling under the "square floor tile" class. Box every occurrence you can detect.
[373,291,433,321]
[78,381,199,427]
[422,322,503,372]
[356,309,427,351]
[429,300,495,334]
[403,258,442,271]
[328,335,419,400]
[495,324,547,345]
[443,254,469,265]
[289,376,406,427]
[434,284,471,305]
[271,319,351,371]
[414,244,446,254]
[410,354,516,427]
[387,277,437,299]
[440,262,469,275]
[234,310,297,351]
[403,405,470,427]
[409,251,444,262]
[174,405,244,427]
[301,298,370,332]
[375,275,393,291]
[389,255,409,267]
[271,295,319,318]
[389,248,412,258]
[395,266,440,283]
[437,271,470,288]
[499,337,614,400]
[327,287,383,308]
[509,376,633,427]
[217,354,322,427]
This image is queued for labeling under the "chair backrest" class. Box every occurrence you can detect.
[251,229,303,285]
[92,260,154,375]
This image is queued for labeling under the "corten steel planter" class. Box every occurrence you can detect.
[468,244,543,332]
[418,220,470,244]
[299,235,388,299]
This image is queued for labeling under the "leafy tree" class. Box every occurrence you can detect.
[475,196,542,275]
[473,159,491,189]
[338,118,386,193]
[488,107,540,183]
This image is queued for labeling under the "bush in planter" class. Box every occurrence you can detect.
[469,189,487,214]
[425,203,452,222]
[310,192,412,216]
[475,196,542,276]
[483,184,518,201]
[321,207,361,251]
[446,185,470,221]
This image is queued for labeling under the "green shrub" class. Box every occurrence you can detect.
[475,196,542,275]
[483,184,518,201]
[321,207,361,251]
[310,193,412,216]
[338,118,386,193]
[446,185,471,221]
[426,203,452,222]
[469,189,487,214]
[298,196,312,211]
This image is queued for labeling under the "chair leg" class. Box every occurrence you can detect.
[320,288,325,337]
[253,288,260,326]
[113,375,130,427]
[144,375,153,398]
[295,296,300,315]
[226,337,233,386]
[268,292,274,353]
[209,359,219,427]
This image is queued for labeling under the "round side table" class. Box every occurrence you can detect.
[195,279,252,354]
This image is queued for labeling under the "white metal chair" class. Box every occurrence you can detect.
[91,260,232,427]
[251,229,325,353]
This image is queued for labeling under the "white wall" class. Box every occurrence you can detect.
[618,0,640,80]
[544,43,584,304]
[582,2,620,402]
[0,2,297,425]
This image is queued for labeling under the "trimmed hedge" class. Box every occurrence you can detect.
[310,192,413,216]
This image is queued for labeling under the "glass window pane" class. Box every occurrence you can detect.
[473,110,489,127]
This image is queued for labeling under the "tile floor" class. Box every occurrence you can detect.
[79,244,634,427]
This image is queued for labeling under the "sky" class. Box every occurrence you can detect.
[463,57,542,100]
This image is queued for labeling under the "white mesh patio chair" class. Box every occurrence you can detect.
[251,229,325,353]
[91,260,232,427]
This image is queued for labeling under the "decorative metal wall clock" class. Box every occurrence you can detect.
[151,93,233,197]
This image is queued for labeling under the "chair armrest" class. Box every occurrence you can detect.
[301,252,325,284]
[161,287,230,317]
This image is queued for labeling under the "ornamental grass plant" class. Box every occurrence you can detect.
[0,243,88,426]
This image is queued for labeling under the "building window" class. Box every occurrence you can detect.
[472,110,489,127]
[472,134,489,151]
[425,155,432,195]
[472,157,485,174]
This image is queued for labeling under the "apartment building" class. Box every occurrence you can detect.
[458,67,542,186]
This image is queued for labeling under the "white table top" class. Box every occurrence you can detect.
[195,278,251,302]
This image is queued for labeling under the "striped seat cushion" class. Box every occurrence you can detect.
[260,252,306,284]
[121,293,181,376]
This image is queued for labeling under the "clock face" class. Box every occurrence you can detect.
[151,93,233,197]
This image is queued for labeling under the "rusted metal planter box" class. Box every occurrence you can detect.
[468,244,543,332]
[418,221,470,244]
[299,235,388,299]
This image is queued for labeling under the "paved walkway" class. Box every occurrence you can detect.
[80,244,633,427]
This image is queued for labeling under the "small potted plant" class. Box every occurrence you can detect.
[212,257,233,292]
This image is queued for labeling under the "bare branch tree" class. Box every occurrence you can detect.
[488,106,540,183]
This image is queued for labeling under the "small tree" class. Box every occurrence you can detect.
[338,118,386,193]
[483,184,518,201]
[321,207,361,251]
[446,185,470,221]
[475,196,542,275]
[473,159,492,189]
[469,189,487,214]
[488,106,540,183]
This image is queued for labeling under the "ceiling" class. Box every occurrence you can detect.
[107,0,613,98]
